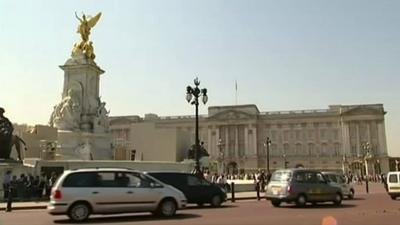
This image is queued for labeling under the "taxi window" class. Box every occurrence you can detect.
[271,171,292,182]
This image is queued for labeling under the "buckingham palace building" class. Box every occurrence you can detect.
[109,103,390,175]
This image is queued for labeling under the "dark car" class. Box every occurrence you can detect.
[146,172,227,207]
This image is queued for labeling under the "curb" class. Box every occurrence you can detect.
[1,196,262,211]
[0,205,47,211]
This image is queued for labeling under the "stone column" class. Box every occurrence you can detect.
[207,127,213,156]
[367,122,371,144]
[377,120,388,155]
[356,122,360,155]
[235,126,239,158]
[244,126,249,156]
[225,126,229,157]
[252,124,257,156]
[342,122,351,155]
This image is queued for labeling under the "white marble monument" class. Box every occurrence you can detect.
[49,12,113,160]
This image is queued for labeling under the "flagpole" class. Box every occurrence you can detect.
[235,80,238,105]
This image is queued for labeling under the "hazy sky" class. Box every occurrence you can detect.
[0,0,399,156]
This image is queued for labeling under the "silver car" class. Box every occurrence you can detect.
[47,168,187,222]
[322,172,355,199]
[265,169,343,207]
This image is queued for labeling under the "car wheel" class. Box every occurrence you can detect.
[333,193,342,206]
[295,194,307,207]
[210,195,223,207]
[68,202,91,222]
[390,195,397,200]
[348,190,354,199]
[157,199,177,217]
[271,200,281,207]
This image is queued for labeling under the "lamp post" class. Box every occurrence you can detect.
[264,137,272,174]
[186,77,208,177]
[217,138,225,175]
[283,153,287,169]
[362,142,372,193]
[362,142,372,177]
[342,154,348,174]
[376,159,381,175]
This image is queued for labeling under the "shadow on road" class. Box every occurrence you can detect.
[53,213,200,224]
[347,197,365,201]
[185,204,238,210]
[280,203,356,209]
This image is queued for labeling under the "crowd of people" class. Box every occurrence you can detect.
[203,170,271,200]
[2,170,59,202]
[344,173,387,185]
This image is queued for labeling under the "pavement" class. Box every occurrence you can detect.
[0,182,387,211]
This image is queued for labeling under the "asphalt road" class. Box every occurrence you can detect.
[1,193,399,225]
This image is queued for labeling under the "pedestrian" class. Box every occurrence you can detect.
[2,170,12,200]
[6,175,17,212]
[254,175,260,200]
[381,173,388,192]
[38,173,47,199]
[211,173,218,183]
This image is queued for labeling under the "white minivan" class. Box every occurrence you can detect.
[387,171,400,200]
[47,168,187,222]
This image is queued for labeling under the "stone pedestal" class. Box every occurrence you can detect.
[57,130,113,160]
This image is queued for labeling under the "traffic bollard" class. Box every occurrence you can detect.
[231,182,235,202]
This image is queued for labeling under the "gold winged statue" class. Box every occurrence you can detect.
[72,12,101,60]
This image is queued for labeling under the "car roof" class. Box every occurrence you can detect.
[321,171,342,175]
[64,168,140,174]
[274,168,320,173]
[145,171,192,175]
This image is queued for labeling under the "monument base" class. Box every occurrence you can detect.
[57,130,113,160]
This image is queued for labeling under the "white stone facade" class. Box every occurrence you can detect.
[109,104,389,174]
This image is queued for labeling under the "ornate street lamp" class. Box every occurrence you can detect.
[217,138,225,175]
[282,153,287,169]
[186,77,208,177]
[264,137,272,174]
[362,142,373,176]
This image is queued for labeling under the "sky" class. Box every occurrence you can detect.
[0,0,399,156]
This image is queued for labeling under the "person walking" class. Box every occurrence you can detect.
[2,170,12,200]
[6,175,17,212]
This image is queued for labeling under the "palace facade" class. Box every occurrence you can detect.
[109,104,390,174]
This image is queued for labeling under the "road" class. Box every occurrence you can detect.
[1,193,399,225]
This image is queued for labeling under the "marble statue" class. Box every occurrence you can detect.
[75,139,94,160]
[93,99,110,133]
[48,12,113,160]
[51,89,82,130]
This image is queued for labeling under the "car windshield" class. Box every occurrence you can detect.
[271,171,292,182]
